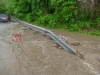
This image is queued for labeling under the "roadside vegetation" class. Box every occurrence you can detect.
[0,0,100,36]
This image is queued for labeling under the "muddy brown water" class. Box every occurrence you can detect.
[0,22,100,75]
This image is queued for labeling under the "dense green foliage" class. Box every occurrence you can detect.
[0,0,100,36]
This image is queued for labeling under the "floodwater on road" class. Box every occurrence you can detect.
[0,22,100,75]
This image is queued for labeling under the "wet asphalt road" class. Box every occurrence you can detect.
[0,22,100,75]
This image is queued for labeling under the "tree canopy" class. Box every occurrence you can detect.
[0,0,100,35]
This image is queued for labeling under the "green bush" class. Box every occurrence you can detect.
[69,24,80,31]
[35,14,58,28]
[25,13,34,22]
[88,30,100,36]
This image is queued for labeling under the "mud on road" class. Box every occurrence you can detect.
[0,22,100,75]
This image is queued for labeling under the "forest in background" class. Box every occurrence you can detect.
[0,0,100,36]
